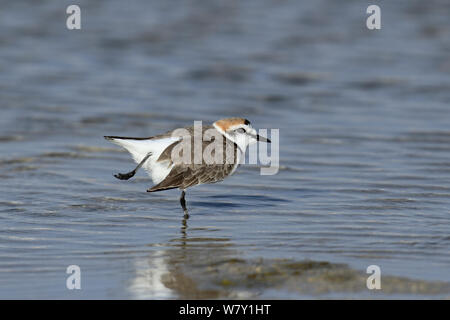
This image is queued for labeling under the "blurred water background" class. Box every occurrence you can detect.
[0,0,449,299]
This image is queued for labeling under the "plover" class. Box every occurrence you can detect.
[105,117,270,217]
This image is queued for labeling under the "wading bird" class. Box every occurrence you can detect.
[105,117,270,218]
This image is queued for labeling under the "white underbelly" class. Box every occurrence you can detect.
[145,160,173,185]
[109,136,179,185]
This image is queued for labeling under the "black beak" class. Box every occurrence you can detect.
[256,134,271,143]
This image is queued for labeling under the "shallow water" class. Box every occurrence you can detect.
[0,0,450,299]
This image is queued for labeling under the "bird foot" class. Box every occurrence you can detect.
[114,171,135,180]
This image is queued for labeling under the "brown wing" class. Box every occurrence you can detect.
[147,126,238,192]
[147,163,235,192]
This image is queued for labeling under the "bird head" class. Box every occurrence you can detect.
[213,117,270,151]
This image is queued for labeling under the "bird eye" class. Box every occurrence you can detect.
[235,128,246,134]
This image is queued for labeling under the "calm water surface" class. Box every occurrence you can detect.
[0,0,449,298]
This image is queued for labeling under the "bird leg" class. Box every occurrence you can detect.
[180,190,189,219]
[114,152,152,180]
